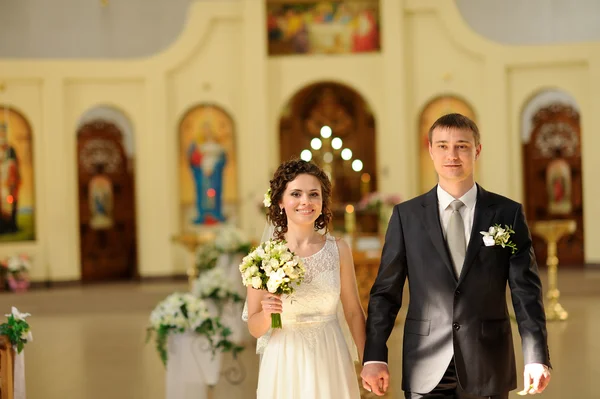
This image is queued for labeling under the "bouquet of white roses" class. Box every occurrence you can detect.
[239,240,306,329]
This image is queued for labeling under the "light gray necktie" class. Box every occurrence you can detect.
[447,200,466,277]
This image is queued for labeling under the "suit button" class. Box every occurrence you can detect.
[453,322,460,331]
[455,290,461,296]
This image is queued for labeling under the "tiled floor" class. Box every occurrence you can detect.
[0,268,597,399]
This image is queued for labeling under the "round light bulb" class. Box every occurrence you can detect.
[300,149,312,161]
[341,148,352,160]
[310,138,322,150]
[323,152,334,163]
[352,159,363,172]
[331,137,343,150]
[320,126,332,138]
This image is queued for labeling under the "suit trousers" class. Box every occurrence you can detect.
[404,358,508,399]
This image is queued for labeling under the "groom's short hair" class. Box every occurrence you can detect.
[428,113,480,146]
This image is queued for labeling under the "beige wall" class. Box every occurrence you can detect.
[0,0,598,282]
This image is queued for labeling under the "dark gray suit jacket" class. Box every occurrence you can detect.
[364,185,550,396]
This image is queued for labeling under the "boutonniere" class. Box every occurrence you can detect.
[480,224,517,254]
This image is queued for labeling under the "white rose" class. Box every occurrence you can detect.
[251,276,262,289]
[482,235,495,246]
[269,258,280,270]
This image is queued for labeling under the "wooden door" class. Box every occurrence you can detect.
[522,104,584,267]
[77,121,137,281]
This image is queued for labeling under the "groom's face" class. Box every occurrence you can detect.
[429,127,481,184]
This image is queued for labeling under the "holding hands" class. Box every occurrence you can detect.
[360,363,390,396]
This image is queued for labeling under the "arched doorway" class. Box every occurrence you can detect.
[76,107,137,281]
[521,90,584,267]
[418,96,477,194]
[0,106,35,242]
[279,82,376,232]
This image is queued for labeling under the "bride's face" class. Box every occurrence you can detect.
[279,174,323,227]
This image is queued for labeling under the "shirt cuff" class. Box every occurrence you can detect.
[364,361,388,366]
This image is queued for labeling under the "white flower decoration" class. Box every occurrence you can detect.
[480,224,518,254]
[263,188,272,208]
[5,306,31,321]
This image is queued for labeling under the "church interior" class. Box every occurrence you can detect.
[0,0,599,398]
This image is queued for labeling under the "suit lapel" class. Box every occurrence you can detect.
[421,188,457,281]
[458,184,496,283]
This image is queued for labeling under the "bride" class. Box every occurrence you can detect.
[245,159,366,398]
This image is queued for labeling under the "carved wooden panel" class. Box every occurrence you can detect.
[279,82,376,209]
[523,104,584,266]
[77,121,137,281]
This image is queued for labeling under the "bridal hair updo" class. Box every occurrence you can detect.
[267,159,333,240]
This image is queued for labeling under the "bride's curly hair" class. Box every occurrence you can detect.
[267,159,333,240]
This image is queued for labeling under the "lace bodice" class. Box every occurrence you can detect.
[252,235,348,355]
[280,235,340,324]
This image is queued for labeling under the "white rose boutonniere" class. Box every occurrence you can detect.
[480,224,518,254]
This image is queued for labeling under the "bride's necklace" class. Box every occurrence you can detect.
[286,235,326,258]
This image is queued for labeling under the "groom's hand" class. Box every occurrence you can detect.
[519,363,551,395]
[360,363,389,396]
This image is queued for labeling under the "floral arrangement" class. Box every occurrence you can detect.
[214,225,252,255]
[192,267,243,304]
[1,254,31,293]
[239,240,305,328]
[480,224,518,254]
[195,243,222,273]
[0,307,33,353]
[356,192,402,211]
[146,292,243,365]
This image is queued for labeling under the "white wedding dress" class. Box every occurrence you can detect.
[256,235,361,398]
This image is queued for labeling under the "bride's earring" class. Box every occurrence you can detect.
[280,208,284,215]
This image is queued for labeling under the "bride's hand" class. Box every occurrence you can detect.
[261,294,282,319]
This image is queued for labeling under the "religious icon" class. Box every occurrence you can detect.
[267,1,380,55]
[546,158,572,215]
[179,105,237,228]
[0,121,23,235]
[88,164,114,230]
[188,123,227,224]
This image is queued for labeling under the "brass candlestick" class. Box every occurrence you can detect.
[532,220,576,321]
[172,231,217,288]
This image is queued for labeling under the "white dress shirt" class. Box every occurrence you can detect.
[437,184,478,244]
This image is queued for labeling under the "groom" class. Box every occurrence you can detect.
[361,114,551,398]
